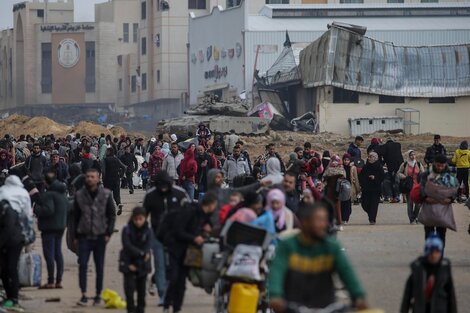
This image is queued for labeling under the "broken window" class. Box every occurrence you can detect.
[41,43,52,94]
[333,87,359,103]
[131,75,137,93]
[85,42,96,93]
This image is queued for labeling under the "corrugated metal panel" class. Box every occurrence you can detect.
[349,117,404,136]
[300,26,470,97]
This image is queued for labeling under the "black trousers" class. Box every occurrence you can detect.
[361,191,381,223]
[456,168,469,197]
[341,200,352,222]
[164,254,187,312]
[425,226,447,248]
[126,173,134,192]
[0,245,23,303]
[124,273,147,313]
[105,181,121,205]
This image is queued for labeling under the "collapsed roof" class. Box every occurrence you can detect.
[300,24,470,98]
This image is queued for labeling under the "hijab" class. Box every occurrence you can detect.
[162,142,170,156]
[368,152,379,164]
[407,150,416,167]
[262,157,283,185]
[266,188,286,231]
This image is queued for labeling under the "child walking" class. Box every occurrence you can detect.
[119,207,152,313]
[138,162,150,190]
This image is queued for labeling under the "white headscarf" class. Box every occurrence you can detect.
[407,150,416,167]
[262,157,284,185]
[0,175,32,218]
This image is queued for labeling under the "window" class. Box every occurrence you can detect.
[133,23,138,43]
[131,76,137,92]
[340,0,363,3]
[37,9,44,17]
[429,97,455,103]
[226,0,242,7]
[379,95,405,103]
[85,42,96,92]
[421,0,438,2]
[141,1,147,19]
[141,37,147,55]
[189,0,206,9]
[142,73,147,90]
[387,0,404,2]
[118,79,122,91]
[41,43,52,94]
[333,87,359,103]
[266,0,289,3]
[123,23,129,43]
[157,70,160,83]
[117,55,122,66]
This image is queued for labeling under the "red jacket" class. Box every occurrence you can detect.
[179,149,198,184]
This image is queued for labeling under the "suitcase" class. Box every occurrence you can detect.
[18,252,42,287]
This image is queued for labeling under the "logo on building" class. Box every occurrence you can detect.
[213,47,220,61]
[198,50,204,63]
[191,53,197,64]
[236,43,242,58]
[221,49,227,59]
[207,46,212,61]
[228,48,234,59]
[58,39,80,68]
[204,65,228,81]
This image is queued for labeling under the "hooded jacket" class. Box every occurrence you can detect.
[143,171,189,236]
[25,152,47,182]
[120,152,138,174]
[35,180,69,232]
[162,150,184,181]
[119,220,152,277]
[223,154,250,183]
[0,200,24,249]
[262,157,284,185]
[401,257,457,313]
[0,175,32,218]
[179,149,198,183]
[451,143,469,168]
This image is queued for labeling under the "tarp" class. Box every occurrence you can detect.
[300,25,470,98]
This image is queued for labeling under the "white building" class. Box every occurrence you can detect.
[189,1,470,105]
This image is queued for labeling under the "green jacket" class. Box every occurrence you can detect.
[268,234,365,309]
[36,180,69,232]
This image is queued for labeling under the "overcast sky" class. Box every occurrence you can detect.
[0,0,108,30]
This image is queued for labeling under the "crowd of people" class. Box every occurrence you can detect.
[0,127,467,313]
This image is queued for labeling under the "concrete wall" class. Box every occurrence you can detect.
[316,86,470,137]
[0,29,14,110]
[189,4,245,104]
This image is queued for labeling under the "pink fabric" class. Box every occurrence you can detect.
[266,189,286,230]
[230,208,257,223]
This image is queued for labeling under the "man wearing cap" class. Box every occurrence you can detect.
[424,135,447,167]
[47,150,69,183]
[400,235,456,313]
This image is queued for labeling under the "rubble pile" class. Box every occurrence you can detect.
[0,114,131,138]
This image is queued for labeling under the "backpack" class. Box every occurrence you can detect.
[0,199,35,245]
[336,178,352,202]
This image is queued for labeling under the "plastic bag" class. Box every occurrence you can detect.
[226,244,262,281]
[18,252,42,287]
[101,289,126,309]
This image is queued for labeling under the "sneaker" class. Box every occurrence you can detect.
[7,304,24,313]
[369,221,376,225]
[2,300,13,310]
[77,296,88,306]
[93,296,101,306]
[343,221,348,225]
[337,225,344,231]
[129,189,134,195]
[158,297,164,307]
[148,283,156,296]
[117,204,123,216]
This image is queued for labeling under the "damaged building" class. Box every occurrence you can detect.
[259,23,470,137]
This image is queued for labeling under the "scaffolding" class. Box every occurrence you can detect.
[395,108,420,135]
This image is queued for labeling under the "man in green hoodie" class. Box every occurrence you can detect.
[268,202,368,312]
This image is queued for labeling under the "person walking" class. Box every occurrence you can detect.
[35,173,68,289]
[144,171,189,306]
[398,150,425,224]
[0,175,31,312]
[451,140,469,201]
[179,147,198,200]
[101,148,127,215]
[225,130,239,155]
[195,145,212,197]
[47,150,69,183]
[222,145,250,186]
[25,142,47,191]
[162,143,184,184]
[347,136,364,164]
[120,146,138,194]
[342,153,361,222]
[419,154,457,247]
[359,152,385,225]
[400,235,457,313]
[148,146,165,179]
[323,155,346,228]
[163,193,218,313]
[382,138,404,203]
[424,135,447,167]
[119,207,152,313]
[73,169,117,306]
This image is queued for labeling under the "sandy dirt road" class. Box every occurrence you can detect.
[20,189,470,313]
